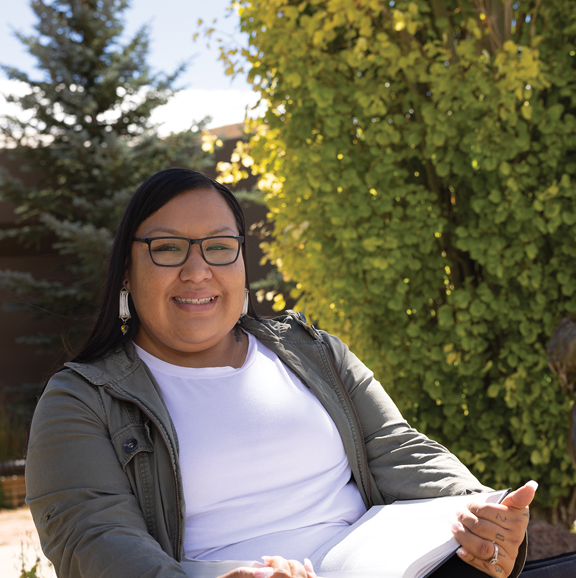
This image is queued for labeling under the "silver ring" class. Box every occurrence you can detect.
[489,542,499,565]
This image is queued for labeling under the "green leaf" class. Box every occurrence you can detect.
[487,384,500,397]
[525,244,538,260]
[437,304,454,327]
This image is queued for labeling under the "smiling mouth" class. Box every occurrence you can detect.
[173,296,216,304]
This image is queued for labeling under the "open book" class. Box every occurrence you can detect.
[180,488,510,578]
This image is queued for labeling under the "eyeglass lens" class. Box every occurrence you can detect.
[149,237,240,266]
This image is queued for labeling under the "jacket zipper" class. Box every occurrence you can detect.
[273,313,374,508]
[322,343,373,508]
[105,388,182,561]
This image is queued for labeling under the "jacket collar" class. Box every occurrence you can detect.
[64,342,141,387]
[240,310,322,342]
[63,311,321,391]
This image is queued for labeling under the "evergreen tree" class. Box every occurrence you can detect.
[0,0,210,351]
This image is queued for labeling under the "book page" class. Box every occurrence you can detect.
[310,489,509,578]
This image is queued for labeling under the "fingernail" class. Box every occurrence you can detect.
[457,547,467,557]
[451,522,463,533]
[261,556,273,565]
[528,480,539,490]
[253,568,274,578]
[304,558,314,572]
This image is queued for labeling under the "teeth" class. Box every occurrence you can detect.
[174,297,215,304]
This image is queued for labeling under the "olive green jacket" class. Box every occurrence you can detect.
[26,312,525,578]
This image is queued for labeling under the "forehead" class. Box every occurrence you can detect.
[137,188,238,236]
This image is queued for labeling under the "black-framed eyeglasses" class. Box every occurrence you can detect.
[133,236,244,267]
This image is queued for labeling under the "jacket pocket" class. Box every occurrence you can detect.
[111,422,154,469]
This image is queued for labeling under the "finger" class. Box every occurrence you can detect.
[458,507,516,545]
[466,502,528,536]
[501,480,538,510]
[220,567,275,578]
[262,556,292,576]
[287,559,310,577]
[456,545,508,577]
[452,521,513,576]
[303,558,318,577]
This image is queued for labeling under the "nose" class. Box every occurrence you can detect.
[179,244,212,283]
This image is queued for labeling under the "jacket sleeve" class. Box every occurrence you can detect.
[322,331,489,501]
[25,370,188,578]
[322,332,527,577]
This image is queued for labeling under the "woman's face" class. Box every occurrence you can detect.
[125,188,246,365]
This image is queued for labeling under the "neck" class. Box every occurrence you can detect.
[133,326,248,368]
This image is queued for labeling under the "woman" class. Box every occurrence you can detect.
[26,169,534,578]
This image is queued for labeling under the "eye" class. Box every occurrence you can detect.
[153,244,181,252]
[150,240,185,252]
[205,244,231,251]
[204,239,235,251]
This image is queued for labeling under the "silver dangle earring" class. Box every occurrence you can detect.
[241,288,249,316]
[119,286,131,335]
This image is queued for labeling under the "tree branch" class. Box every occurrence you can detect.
[531,0,542,43]
[430,0,460,63]
[503,0,512,42]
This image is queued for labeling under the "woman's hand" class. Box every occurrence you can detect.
[451,480,537,577]
[219,556,317,578]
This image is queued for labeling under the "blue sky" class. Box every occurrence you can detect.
[0,0,260,131]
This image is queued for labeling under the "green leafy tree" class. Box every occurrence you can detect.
[217,0,576,523]
[0,0,210,351]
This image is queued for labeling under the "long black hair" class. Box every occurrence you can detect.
[72,168,258,363]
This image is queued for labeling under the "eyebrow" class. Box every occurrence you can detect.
[142,226,238,237]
